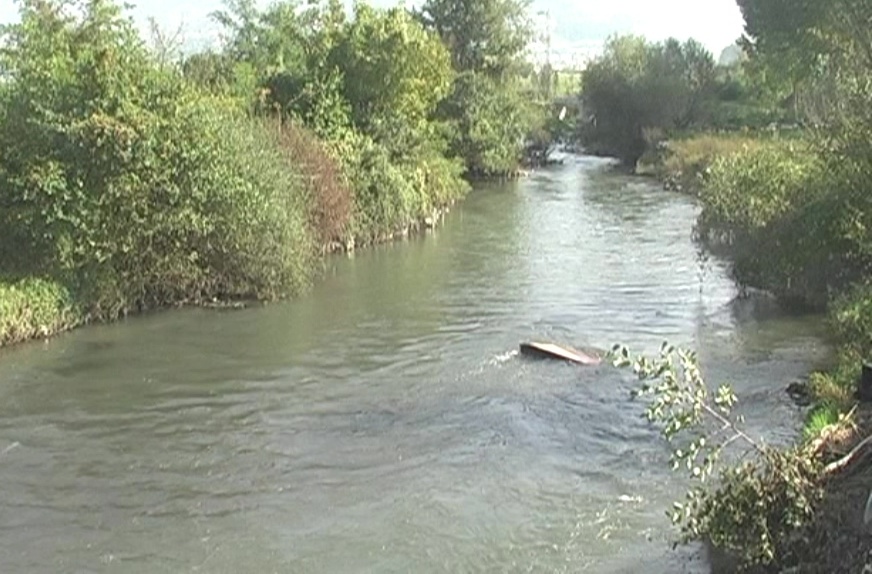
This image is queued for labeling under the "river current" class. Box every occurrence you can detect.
[0,155,828,573]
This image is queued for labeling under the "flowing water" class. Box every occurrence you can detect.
[0,155,830,573]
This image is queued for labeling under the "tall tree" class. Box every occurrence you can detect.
[416,0,532,78]
[331,5,453,134]
[737,0,872,70]
[415,0,536,175]
[580,35,717,165]
[737,0,872,124]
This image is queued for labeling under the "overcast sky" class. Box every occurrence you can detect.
[0,0,747,63]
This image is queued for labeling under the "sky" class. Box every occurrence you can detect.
[0,0,747,68]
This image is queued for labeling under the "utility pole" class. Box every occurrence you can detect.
[544,10,551,73]
[536,9,552,99]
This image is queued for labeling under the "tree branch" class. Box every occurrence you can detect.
[823,432,872,475]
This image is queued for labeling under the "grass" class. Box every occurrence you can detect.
[805,282,872,426]
[639,131,811,196]
[661,134,762,180]
[804,402,843,441]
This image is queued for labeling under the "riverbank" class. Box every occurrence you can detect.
[644,130,856,394]
[1,0,499,350]
[0,199,461,350]
[635,131,804,196]
[638,129,872,572]
[789,406,872,573]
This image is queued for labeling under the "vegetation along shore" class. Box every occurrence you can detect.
[6,0,872,571]
[579,0,872,570]
[0,0,557,347]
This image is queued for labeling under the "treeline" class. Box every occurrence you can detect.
[580,34,790,165]
[0,0,541,345]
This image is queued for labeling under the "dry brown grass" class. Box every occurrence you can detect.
[664,134,761,174]
[274,121,352,248]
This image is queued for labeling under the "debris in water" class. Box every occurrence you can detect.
[490,349,519,365]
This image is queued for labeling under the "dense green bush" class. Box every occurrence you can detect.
[831,281,872,356]
[0,278,81,346]
[695,133,872,309]
[330,130,468,245]
[692,447,822,568]
[0,0,318,320]
[208,0,471,245]
[693,141,850,307]
[0,0,524,347]
[697,141,818,236]
[650,133,765,195]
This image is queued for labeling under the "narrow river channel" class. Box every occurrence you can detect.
[0,155,829,573]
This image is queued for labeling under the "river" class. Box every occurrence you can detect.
[0,155,829,573]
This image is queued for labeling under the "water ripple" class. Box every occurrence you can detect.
[0,157,825,574]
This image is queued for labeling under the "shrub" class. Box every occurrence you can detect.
[0,278,81,346]
[335,132,418,243]
[613,343,824,571]
[831,281,872,356]
[656,133,764,195]
[804,282,872,407]
[271,120,352,248]
[697,140,819,238]
[329,130,468,246]
[200,112,317,302]
[689,447,822,568]
[0,0,318,319]
[694,140,842,306]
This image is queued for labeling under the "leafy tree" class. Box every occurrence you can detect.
[439,72,531,175]
[0,0,321,315]
[416,0,532,78]
[206,0,469,243]
[737,0,872,125]
[414,0,536,175]
[580,35,717,165]
[182,51,232,91]
[209,0,352,138]
[331,4,453,139]
[737,0,872,71]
